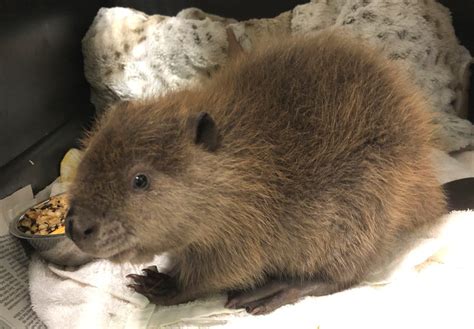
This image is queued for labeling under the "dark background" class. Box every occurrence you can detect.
[0,0,472,198]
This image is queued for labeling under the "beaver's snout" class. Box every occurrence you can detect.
[65,206,99,245]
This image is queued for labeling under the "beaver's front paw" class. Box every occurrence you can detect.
[126,266,178,304]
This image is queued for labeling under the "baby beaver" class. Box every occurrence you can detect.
[66,31,446,314]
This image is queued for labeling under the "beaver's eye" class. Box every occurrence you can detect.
[132,174,149,190]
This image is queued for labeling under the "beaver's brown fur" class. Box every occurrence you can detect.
[66,31,446,314]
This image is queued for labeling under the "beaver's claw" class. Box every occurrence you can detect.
[126,266,178,304]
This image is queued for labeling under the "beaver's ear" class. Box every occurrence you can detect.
[186,112,220,152]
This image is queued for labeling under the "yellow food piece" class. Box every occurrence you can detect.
[60,148,83,184]
[51,226,66,235]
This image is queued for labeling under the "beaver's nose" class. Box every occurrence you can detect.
[65,206,99,243]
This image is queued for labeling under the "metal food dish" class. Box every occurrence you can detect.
[9,194,94,266]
